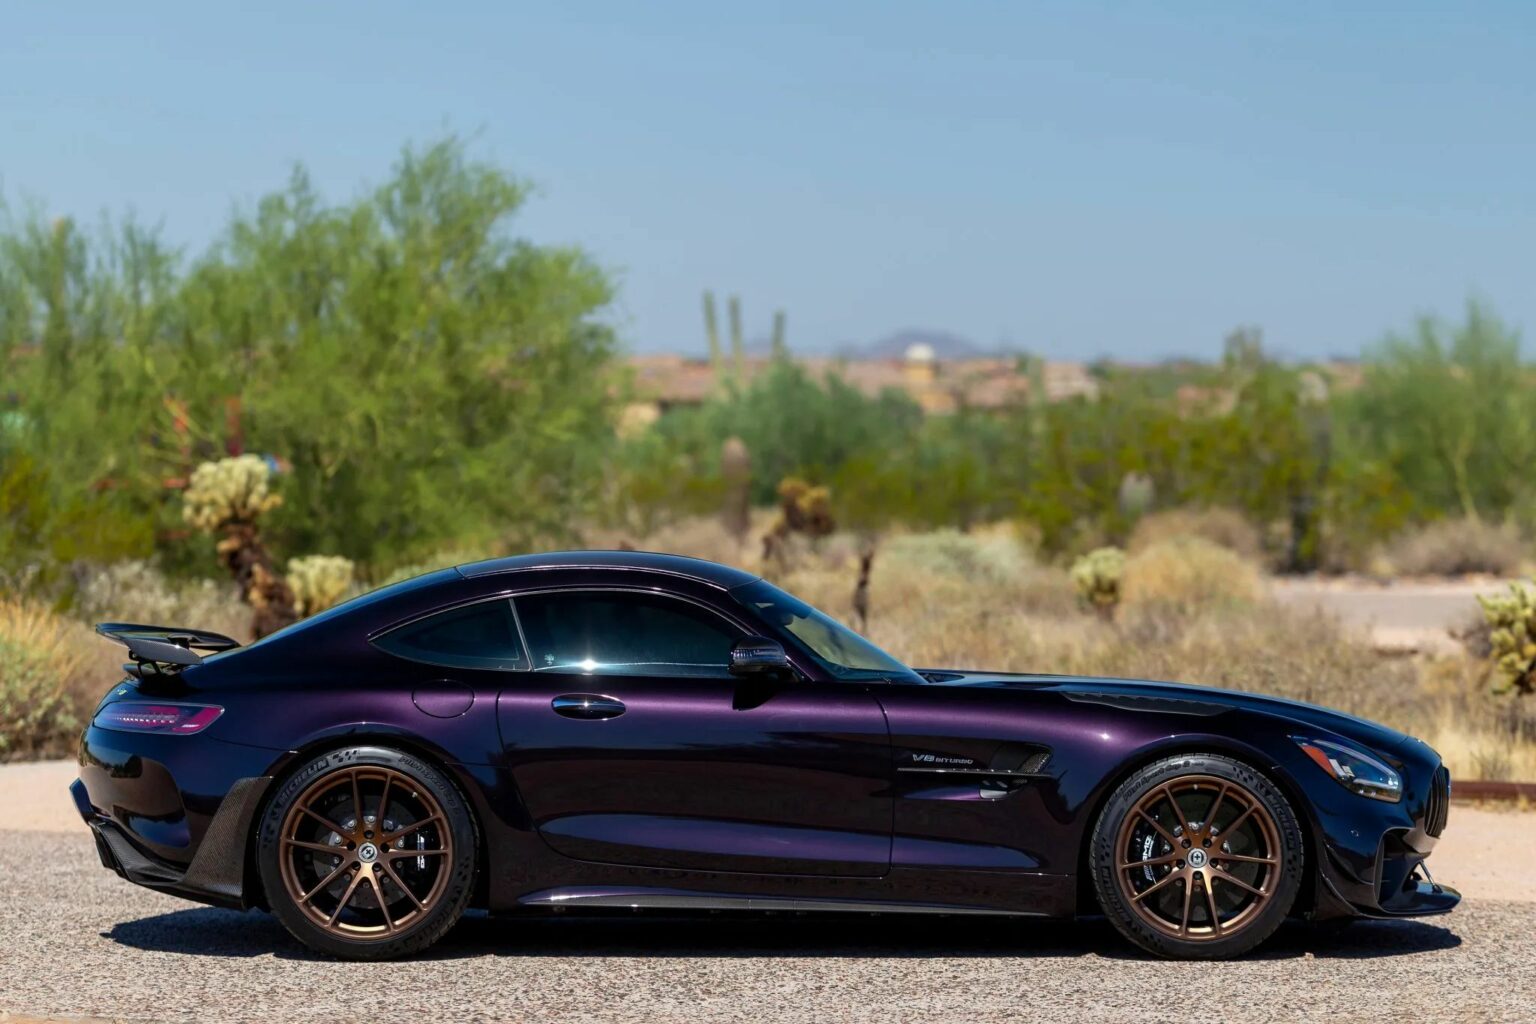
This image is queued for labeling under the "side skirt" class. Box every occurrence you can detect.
[516,886,1043,916]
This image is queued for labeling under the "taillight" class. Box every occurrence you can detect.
[93,702,224,735]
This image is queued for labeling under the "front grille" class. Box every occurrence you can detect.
[1425,765,1450,838]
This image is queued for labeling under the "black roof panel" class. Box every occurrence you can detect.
[455,550,760,589]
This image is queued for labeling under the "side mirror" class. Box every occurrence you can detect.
[729,636,791,677]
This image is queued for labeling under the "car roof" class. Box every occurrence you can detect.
[455,550,761,590]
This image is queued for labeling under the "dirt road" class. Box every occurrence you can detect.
[1271,577,1512,653]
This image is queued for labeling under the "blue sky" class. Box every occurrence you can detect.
[3,2,1532,359]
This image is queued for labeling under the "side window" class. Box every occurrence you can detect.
[375,599,526,671]
[513,591,741,677]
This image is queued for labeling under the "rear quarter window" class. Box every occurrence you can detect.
[373,599,527,671]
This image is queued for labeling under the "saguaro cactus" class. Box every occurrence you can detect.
[720,437,752,545]
[702,291,723,372]
[771,310,788,359]
[728,294,745,380]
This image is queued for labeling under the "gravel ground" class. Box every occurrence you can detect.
[2,830,1534,1024]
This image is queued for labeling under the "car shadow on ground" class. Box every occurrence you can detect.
[104,907,1461,962]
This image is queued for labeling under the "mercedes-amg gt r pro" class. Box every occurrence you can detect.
[74,551,1457,960]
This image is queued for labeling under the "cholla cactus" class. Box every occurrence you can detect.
[758,475,835,568]
[777,478,834,538]
[182,455,282,532]
[1071,547,1125,618]
[1478,582,1536,695]
[287,555,356,618]
[761,477,836,568]
[181,455,296,638]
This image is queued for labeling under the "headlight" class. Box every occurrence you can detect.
[1292,736,1402,802]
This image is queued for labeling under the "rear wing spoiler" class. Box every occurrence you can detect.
[95,623,242,675]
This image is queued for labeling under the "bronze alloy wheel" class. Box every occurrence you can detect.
[276,765,454,941]
[1112,773,1282,941]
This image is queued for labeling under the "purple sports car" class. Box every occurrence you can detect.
[74,551,1457,960]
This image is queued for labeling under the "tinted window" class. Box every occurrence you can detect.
[514,591,740,677]
[375,599,526,671]
[730,578,921,683]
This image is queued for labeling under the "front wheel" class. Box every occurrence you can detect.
[1089,753,1303,959]
[256,746,478,960]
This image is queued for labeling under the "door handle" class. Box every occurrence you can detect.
[551,694,626,720]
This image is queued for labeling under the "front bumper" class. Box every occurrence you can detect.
[71,774,272,910]
[1308,759,1460,920]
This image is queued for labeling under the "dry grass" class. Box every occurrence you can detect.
[0,598,122,760]
[1380,517,1530,577]
[5,562,254,759]
[632,517,1535,782]
[1121,537,1263,615]
[1128,506,1263,562]
[73,560,253,642]
[14,520,1536,781]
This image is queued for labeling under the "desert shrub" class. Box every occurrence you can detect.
[287,555,357,617]
[0,598,119,758]
[0,637,77,758]
[881,529,1031,585]
[1097,603,1421,719]
[1121,537,1262,615]
[1382,518,1528,577]
[1127,506,1262,562]
[718,529,1535,778]
[576,515,762,571]
[873,535,1077,619]
[73,561,252,642]
[370,544,508,589]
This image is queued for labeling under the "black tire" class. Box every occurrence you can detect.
[1089,752,1303,959]
[256,745,478,960]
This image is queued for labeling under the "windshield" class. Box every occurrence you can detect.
[731,579,920,683]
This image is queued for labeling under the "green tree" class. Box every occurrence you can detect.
[2,137,617,576]
[1342,302,1532,523]
[653,358,925,504]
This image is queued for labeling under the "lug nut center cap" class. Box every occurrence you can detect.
[358,843,378,863]
[1187,848,1208,868]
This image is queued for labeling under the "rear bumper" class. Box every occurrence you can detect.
[71,774,272,910]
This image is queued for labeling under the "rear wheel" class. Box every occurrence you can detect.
[257,746,477,960]
[1089,753,1303,959]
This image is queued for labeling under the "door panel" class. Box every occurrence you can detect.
[498,673,892,876]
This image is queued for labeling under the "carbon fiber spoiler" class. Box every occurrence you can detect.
[95,623,242,674]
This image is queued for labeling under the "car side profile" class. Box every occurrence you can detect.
[74,551,1457,960]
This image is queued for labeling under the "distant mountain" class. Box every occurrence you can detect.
[832,329,999,360]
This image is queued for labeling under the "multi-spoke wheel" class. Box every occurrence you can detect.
[1090,753,1303,959]
[257,747,477,959]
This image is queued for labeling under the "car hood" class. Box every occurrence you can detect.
[917,668,1424,760]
